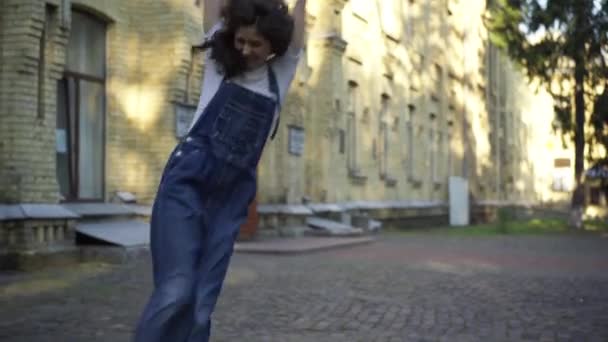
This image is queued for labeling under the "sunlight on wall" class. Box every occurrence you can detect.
[469,96,492,170]
[121,150,155,193]
[520,79,572,203]
[115,83,164,131]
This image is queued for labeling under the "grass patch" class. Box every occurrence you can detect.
[582,218,608,232]
[388,217,608,236]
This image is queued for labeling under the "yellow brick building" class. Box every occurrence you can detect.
[0,0,572,261]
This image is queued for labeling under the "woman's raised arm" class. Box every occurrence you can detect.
[204,0,225,31]
[290,0,307,50]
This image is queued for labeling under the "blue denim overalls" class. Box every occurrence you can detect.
[134,67,280,342]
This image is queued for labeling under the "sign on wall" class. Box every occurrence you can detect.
[174,103,197,139]
[55,129,67,153]
[288,126,305,156]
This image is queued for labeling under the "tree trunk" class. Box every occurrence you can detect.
[569,2,588,230]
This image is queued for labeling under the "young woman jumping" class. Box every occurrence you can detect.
[134,0,306,340]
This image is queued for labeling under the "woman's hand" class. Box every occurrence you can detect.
[204,0,226,31]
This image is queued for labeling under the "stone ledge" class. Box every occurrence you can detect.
[258,201,447,214]
[306,216,364,236]
[307,203,344,213]
[257,201,449,233]
[123,204,152,217]
[61,203,137,218]
[258,204,313,215]
[339,200,446,210]
[0,204,79,221]
[476,200,538,207]
[0,203,153,222]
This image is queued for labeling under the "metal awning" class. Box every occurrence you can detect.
[586,163,608,180]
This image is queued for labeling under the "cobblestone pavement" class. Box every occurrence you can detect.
[1,233,608,342]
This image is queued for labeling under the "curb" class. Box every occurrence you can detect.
[1,236,374,271]
[234,236,375,255]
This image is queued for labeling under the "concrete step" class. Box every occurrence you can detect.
[76,220,150,247]
[62,203,151,221]
[306,217,365,236]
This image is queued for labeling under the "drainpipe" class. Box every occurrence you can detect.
[494,48,502,201]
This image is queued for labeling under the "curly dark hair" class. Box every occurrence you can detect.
[198,0,294,78]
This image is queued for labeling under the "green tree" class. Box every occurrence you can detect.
[485,0,608,228]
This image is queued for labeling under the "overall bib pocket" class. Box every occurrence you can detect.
[211,101,268,159]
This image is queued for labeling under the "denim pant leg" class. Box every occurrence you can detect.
[187,173,256,341]
[134,188,207,342]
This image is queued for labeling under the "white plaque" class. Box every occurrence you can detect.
[288,126,305,156]
[56,129,67,153]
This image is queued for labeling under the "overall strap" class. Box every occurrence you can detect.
[188,75,229,137]
[267,66,281,140]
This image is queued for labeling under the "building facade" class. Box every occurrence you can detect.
[0,0,572,259]
[260,0,572,207]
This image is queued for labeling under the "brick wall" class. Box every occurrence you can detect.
[0,0,65,203]
[105,0,205,202]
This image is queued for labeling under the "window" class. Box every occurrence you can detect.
[56,11,106,200]
[552,158,573,192]
[447,121,454,177]
[339,129,345,154]
[379,95,390,178]
[406,0,416,40]
[423,0,431,26]
[372,139,377,160]
[436,131,443,183]
[406,105,416,179]
[288,126,305,156]
[590,187,602,205]
[432,64,443,102]
[429,127,436,183]
[38,6,55,120]
[380,0,400,39]
[347,82,360,173]
[442,0,451,36]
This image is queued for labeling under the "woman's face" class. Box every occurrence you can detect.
[234,25,273,70]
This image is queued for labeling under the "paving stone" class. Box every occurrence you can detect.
[0,233,607,341]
